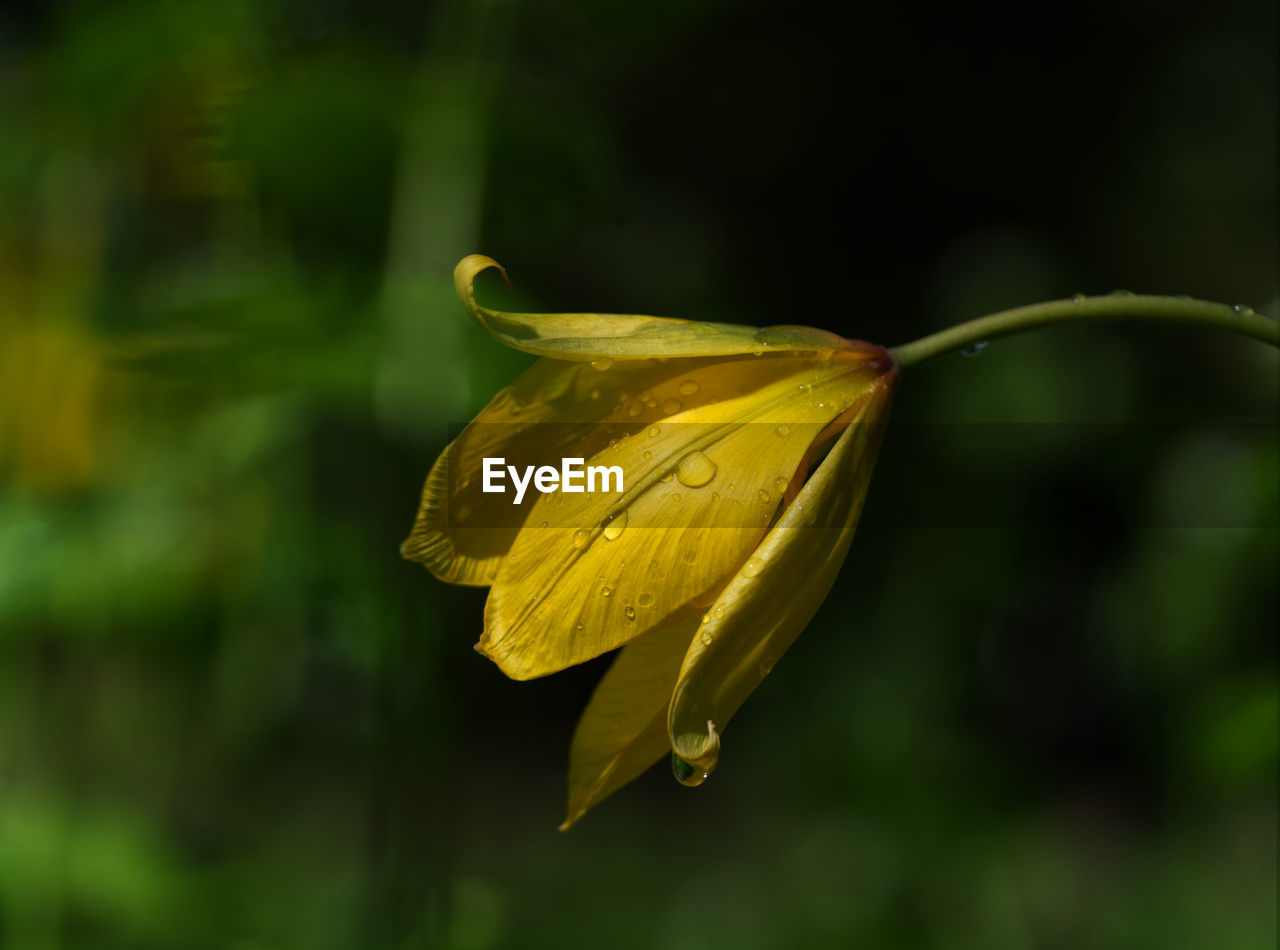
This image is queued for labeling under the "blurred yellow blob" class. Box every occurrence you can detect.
[0,318,106,492]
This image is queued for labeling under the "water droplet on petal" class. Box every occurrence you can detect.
[600,586,612,597]
[672,753,708,787]
[591,358,614,371]
[773,476,788,493]
[602,509,628,541]
[648,425,661,438]
[624,606,636,620]
[637,593,654,607]
[1071,293,1086,304]
[678,379,699,396]
[699,630,712,644]
[758,489,771,503]
[676,451,718,487]
[628,401,644,417]
[572,529,589,549]
[760,655,775,676]
[742,556,765,578]
[662,398,683,415]
[1233,303,1254,315]
[961,341,988,356]
[681,547,698,565]
[775,424,790,437]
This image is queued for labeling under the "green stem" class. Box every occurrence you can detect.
[888,294,1279,370]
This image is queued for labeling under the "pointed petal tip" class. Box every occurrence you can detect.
[474,637,546,681]
[399,533,457,581]
[398,534,452,581]
[399,536,432,564]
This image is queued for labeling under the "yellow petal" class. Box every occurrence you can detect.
[401,355,685,584]
[456,254,859,361]
[560,620,696,830]
[480,351,892,678]
[667,370,897,772]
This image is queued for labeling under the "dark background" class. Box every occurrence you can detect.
[0,0,1275,947]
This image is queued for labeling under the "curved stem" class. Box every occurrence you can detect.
[888,294,1279,370]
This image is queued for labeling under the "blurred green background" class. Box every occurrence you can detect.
[0,1,1275,947]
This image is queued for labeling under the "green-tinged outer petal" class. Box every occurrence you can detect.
[456,255,860,360]
[401,356,685,584]
[667,369,898,771]
[561,620,697,830]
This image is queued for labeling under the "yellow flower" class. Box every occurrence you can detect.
[402,255,898,828]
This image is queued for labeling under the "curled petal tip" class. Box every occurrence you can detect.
[454,254,511,317]
[672,718,722,777]
[455,253,508,285]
